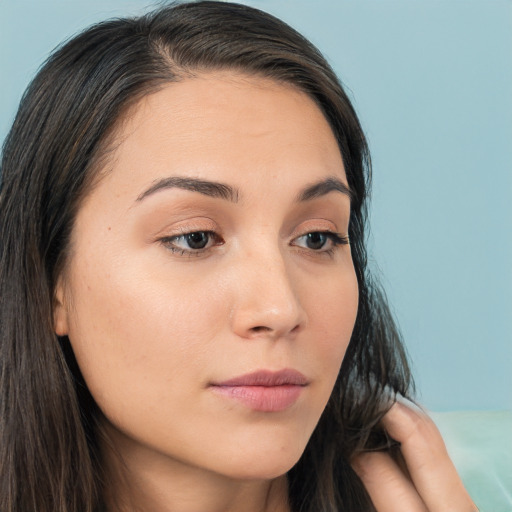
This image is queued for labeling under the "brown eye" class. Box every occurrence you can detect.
[161,231,223,255]
[184,232,210,250]
[304,232,328,250]
[292,231,349,252]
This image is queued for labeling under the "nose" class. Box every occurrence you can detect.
[229,248,308,341]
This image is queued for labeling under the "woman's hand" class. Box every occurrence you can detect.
[352,399,479,512]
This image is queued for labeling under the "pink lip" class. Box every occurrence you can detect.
[210,369,308,412]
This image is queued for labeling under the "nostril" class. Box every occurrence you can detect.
[248,324,302,336]
[250,326,272,333]
[290,324,301,334]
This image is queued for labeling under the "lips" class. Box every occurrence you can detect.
[210,369,308,412]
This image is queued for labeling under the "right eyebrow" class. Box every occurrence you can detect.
[135,176,240,203]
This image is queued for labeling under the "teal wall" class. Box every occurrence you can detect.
[1,0,510,411]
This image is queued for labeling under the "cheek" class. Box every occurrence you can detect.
[309,262,358,341]
[63,253,228,417]
[298,264,359,396]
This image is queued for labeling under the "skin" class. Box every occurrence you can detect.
[54,74,358,512]
[53,73,477,512]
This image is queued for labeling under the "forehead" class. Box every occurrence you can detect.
[91,72,347,204]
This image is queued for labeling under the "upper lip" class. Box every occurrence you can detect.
[212,369,308,387]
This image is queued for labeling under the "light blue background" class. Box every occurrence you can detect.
[1,0,510,411]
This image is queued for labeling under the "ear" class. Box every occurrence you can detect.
[53,277,69,336]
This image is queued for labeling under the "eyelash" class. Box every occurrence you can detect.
[293,231,350,257]
[160,231,223,257]
[159,230,349,258]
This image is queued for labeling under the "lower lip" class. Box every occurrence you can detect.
[211,385,304,412]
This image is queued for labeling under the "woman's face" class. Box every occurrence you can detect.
[54,73,358,480]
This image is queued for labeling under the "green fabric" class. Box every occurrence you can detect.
[431,411,512,512]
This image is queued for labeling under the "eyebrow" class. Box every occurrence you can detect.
[136,176,240,203]
[297,176,353,202]
[136,175,352,204]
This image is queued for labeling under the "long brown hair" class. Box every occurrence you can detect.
[0,2,413,510]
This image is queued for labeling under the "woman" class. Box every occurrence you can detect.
[0,1,476,511]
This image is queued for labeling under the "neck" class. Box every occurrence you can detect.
[100,425,291,512]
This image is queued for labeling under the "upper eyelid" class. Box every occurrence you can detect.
[153,212,347,239]
[153,219,219,238]
[288,222,341,240]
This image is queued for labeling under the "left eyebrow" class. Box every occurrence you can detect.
[296,176,353,202]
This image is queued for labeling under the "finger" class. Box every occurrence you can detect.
[352,451,428,512]
[381,399,478,512]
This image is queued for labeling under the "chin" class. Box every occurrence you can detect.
[214,438,307,481]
